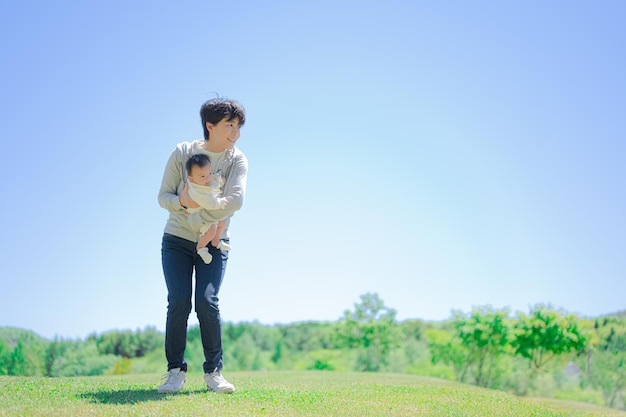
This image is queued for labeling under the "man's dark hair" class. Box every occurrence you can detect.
[200,98,246,140]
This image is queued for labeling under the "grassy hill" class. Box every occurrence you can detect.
[0,327,47,348]
[1,371,625,417]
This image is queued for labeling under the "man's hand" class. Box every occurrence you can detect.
[179,183,200,209]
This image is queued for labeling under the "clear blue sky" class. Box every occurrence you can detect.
[1,1,624,340]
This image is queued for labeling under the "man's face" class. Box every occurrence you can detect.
[206,117,241,150]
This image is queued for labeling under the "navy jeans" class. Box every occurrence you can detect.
[161,233,228,373]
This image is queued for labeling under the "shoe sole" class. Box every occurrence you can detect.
[158,381,185,394]
[208,386,235,394]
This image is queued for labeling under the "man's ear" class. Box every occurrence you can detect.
[205,122,214,134]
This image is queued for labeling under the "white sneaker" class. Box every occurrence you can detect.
[204,369,235,393]
[158,368,186,393]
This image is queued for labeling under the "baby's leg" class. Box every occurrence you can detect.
[211,220,231,250]
[210,220,226,247]
[197,223,217,264]
[197,223,217,252]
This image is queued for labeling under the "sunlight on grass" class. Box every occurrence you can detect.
[1,371,625,417]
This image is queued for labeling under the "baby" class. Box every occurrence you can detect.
[185,153,232,263]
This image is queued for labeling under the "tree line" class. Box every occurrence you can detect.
[1,293,624,410]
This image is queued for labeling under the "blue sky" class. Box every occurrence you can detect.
[1,1,624,340]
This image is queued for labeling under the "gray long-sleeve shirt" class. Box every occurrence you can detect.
[158,140,248,242]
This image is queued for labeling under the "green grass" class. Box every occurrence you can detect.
[1,371,624,417]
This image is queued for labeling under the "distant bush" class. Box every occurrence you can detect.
[90,327,163,358]
[47,339,118,377]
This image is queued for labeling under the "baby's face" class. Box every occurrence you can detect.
[188,164,213,186]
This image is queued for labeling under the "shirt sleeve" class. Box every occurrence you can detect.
[158,145,187,213]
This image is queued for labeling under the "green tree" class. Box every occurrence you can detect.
[583,320,626,408]
[8,340,26,375]
[92,327,162,358]
[8,339,46,376]
[279,322,336,352]
[512,304,586,394]
[337,293,401,371]
[271,340,284,364]
[1,328,47,376]
[229,332,263,370]
[46,338,69,377]
[0,339,10,375]
[451,306,511,388]
[66,340,117,376]
[399,320,423,342]
[132,327,163,357]
[428,329,469,381]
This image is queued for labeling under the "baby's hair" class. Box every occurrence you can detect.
[186,153,211,173]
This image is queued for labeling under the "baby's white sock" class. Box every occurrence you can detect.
[216,241,232,251]
[197,247,213,264]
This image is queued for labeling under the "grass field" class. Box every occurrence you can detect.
[1,371,625,417]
